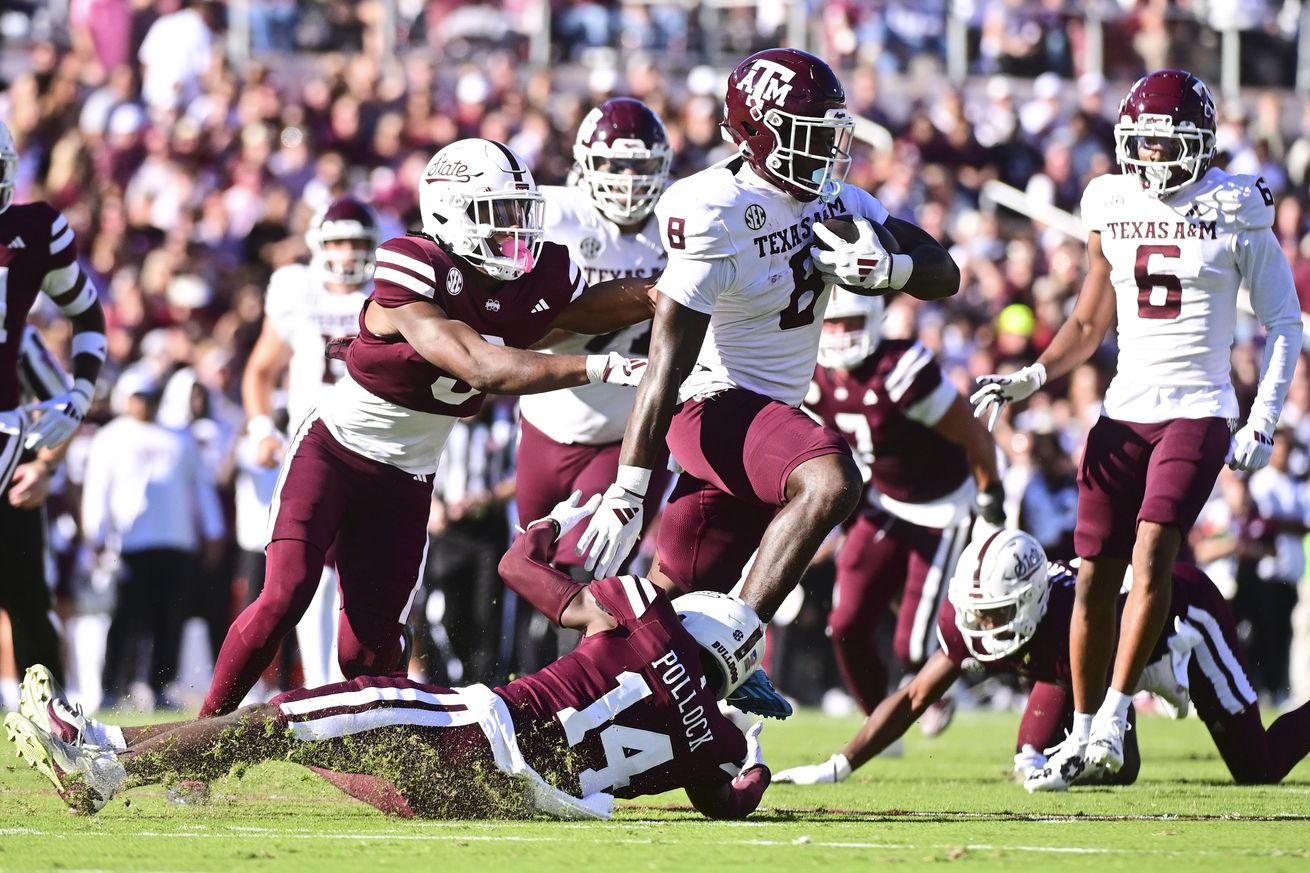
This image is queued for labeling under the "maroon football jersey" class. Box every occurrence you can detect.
[347,234,585,415]
[937,561,1209,682]
[496,575,748,800]
[0,203,79,410]
[808,340,969,505]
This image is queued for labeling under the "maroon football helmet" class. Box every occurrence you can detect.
[722,48,853,203]
[574,98,672,226]
[307,196,381,286]
[1114,70,1217,197]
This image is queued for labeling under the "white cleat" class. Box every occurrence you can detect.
[1024,732,1088,793]
[19,664,98,747]
[1085,715,1131,774]
[774,753,853,785]
[920,696,956,738]
[4,713,125,814]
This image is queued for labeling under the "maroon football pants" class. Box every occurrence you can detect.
[202,420,432,717]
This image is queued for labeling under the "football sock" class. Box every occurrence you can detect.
[1100,688,1133,724]
[1072,711,1093,743]
[1266,700,1310,783]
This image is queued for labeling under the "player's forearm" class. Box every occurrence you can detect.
[557,276,658,334]
[1034,313,1103,383]
[933,398,1000,490]
[618,298,707,469]
[896,245,961,301]
[1248,316,1302,431]
[496,522,586,625]
[241,364,279,421]
[687,766,771,820]
[842,685,926,770]
[67,302,106,388]
[459,347,591,395]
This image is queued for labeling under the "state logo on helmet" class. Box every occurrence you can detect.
[722,48,854,204]
[574,98,672,226]
[307,196,381,287]
[0,120,18,213]
[1114,69,1217,197]
[818,287,885,370]
[419,139,545,282]
[948,530,1051,662]
[673,590,766,699]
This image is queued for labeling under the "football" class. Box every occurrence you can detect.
[813,214,901,254]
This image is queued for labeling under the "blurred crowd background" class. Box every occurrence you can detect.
[3,0,1310,716]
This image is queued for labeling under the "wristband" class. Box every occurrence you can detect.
[616,464,652,497]
[888,253,914,290]
[71,331,108,362]
[72,377,96,400]
[247,414,279,440]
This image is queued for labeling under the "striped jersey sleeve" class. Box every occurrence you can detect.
[371,236,440,306]
[38,207,97,315]
[590,574,663,625]
[883,340,949,421]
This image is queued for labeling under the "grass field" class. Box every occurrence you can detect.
[1,707,1307,872]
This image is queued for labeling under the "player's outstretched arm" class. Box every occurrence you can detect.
[684,722,770,819]
[882,217,961,301]
[1035,230,1115,383]
[930,395,1004,526]
[241,319,294,466]
[551,275,659,335]
[381,300,643,394]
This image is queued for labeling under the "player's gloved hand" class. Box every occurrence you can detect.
[970,363,1046,431]
[725,669,793,720]
[810,218,893,291]
[1013,744,1047,783]
[974,481,1006,527]
[24,378,93,452]
[576,465,650,578]
[586,353,648,387]
[1226,421,1274,472]
[538,490,603,540]
[774,753,852,785]
[740,721,766,773]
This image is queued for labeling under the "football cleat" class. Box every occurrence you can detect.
[4,713,125,814]
[1024,732,1088,793]
[920,696,956,738]
[19,664,96,747]
[1086,714,1131,774]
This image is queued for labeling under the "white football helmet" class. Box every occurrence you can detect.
[817,287,884,369]
[948,530,1050,662]
[419,139,545,282]
[0,120,17,213]
[307,196,380,287]
[672,591,766,699]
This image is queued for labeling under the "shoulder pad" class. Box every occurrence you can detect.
[1079,173,1123,233]
[834,185,890,225]
[1217,173,1276,230]
[654,171,739,260]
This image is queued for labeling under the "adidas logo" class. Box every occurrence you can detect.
[8,237,24,248]
[531,299,550,314]
[612,506,638,524]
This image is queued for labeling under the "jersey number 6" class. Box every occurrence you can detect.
[1135,244,1182,320]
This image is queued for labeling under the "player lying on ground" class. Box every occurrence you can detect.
[6,493,771,819]
[774,530,1310,790]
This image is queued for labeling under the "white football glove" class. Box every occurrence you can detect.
[537,490,602,540]
[576,465,650,578]
[809,218,892,291]
[25,379,93,452]
[1226,422,1274,473]
[773,753,852,785]
[740,721,765,773]
[969,363,1047,431]
[586,353,648,387]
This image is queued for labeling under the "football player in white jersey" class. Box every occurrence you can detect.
[239,196,379,689]
[517,98,673,573]
[971,70,1302,789]
[576,48,959,715]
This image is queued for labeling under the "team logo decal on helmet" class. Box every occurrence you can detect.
[420,138,545,282]
[307,197,380,286]
[1114,69,1217,197]
[673,590,766,699]
[574,98,672,226]
[722,48,854,204]
[948,530,1051,662]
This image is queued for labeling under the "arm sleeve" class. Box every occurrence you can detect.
[262,269,301,343]
[1078,176,1109,234]
[39,209,99,317]
[687,766,771,820]
[496,523,586,625]
[654,256,735,314]
[19,326,73,401]
[1238,227,1302,432]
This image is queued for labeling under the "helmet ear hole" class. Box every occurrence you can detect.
[698,650,728,698]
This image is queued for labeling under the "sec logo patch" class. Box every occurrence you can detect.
[579,236,603,259]
[446,268,464,296]
[744,203,766,231]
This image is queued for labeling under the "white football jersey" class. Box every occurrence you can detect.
[263,263,368,430]
[1081,168,1299,424]
[654,160,889,407]
[518,185,664,445]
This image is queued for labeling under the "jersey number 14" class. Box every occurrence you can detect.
[555,671,674,796]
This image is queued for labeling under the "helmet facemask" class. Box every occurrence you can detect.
[751,105,853,203]
[438,189,545,282]
[818,290,883,369]
[576,147,671,225]
[1114,114,1215,197]
[310,231,377,286]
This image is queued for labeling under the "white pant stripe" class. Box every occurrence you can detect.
[908,519,970,664]
[287,702,482,740]
[279,683,467,717]
[265,409,320,544]
[1187,605,1257,711]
